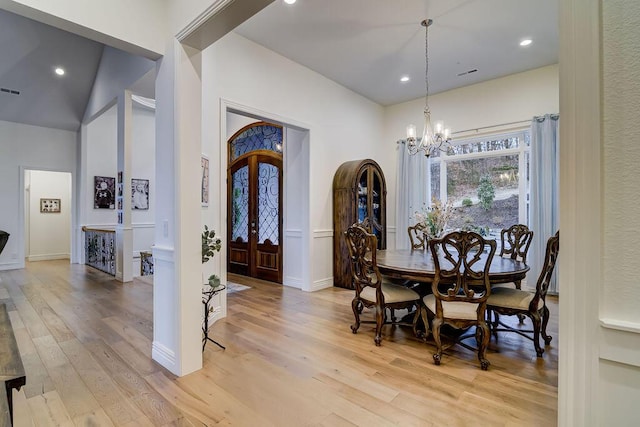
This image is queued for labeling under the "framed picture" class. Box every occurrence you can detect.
[201,155,209,207]
[131,178,150,210]
[40,198,61,213]
[94,176,116,209]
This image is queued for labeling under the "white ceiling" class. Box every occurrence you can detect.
[235,0,559,106]
[0,9,104,131]
[0,1,559,132]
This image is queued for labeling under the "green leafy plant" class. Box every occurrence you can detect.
[477,175,495,211]
[202,225,222,264]
[462,198,473,207]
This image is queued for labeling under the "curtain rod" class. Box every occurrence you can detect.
[452,119,531,135]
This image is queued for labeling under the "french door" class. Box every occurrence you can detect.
[227,122,283,283]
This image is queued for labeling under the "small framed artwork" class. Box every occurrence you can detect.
[94,176,116,209]
[201,155,209,207]
[40,198,61,213]
[131,178,150,210]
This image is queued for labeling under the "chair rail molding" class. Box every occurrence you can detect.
[313,229,333,239]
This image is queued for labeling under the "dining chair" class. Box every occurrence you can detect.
[408,223,427,250]
[345,223,422,346]
[499,224,534,288]
[422,231,497,370]
[487,231,559,357]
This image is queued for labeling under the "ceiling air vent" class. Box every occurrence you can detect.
[0,87,21,95]
[457,69,478,77]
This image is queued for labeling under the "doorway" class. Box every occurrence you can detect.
[227,122,283,283]
[24,169,72,262]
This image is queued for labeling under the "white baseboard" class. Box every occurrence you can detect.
[284,276,303,289]
[27,253,70,262]
[152,341,177,372]
[0,262,22,271]
[310,277,333,292]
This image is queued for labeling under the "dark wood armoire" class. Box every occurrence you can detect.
[333,159,387,289]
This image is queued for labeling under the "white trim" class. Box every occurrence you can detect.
[600,319,640,334]
[151,341,176,371]
[284,276,303,289]
[285,229,303,238]
[313,230,333,239]
[0,262,22,271]
[152,245,175,262]
[599,326,640,369]
[131,223,155,229]
[27,253,70,262]
[311,277,334,292]
[175,0,236,41]
[82,224,117,230]
[132,95,156,110]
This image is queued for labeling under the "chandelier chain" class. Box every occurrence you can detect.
[424,19,429,113]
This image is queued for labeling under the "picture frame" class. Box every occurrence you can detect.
[40,198,61,213]
[94,176,116,209]
[201,155,209,207]
[131,178,150,210]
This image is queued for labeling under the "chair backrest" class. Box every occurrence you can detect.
[500,224,534,264]
[429,231,497,304]
[408,223,427,250]
[345,223,382,294]
[530,231,560,307]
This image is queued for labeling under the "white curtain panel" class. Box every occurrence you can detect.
[395,142,430,250]
[529,114,560,293]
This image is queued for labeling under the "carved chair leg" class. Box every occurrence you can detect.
[350,298,361,334]
[390,308,396,323]
[531,312,544,357]
[374,305,384,346]
[541,305,553,345]
[514,280,526,323]
[432,318,443,365]
[477,321,491,370]
[489,310,500,341]
[420,306,430,340]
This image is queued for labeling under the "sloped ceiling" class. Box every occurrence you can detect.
[0,9,104,131]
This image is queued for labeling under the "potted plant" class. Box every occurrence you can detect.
[202,225,225,350]
[202,225,222,289]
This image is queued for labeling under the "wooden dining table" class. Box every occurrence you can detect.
[376,248,530,286]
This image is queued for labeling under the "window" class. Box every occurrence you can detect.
[430,131,530,233]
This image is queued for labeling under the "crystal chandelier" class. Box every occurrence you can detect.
[405,19,452,157]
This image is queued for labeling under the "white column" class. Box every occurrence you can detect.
[558,0,601,425]
[116,90,134,282]
[152,39,202,376]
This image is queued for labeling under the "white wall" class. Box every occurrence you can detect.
[83,103,156,271]
[382,64,559,240]
[0,120,77,270]
[26,170,72,261]
[597,1,640,424]
[203,32,384,291]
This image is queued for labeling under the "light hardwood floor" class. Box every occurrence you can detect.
[0,261,557,426]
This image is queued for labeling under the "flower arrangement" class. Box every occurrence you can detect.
[413,197,455,240]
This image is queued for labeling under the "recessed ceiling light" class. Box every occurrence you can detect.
[284,0,296,4]
[520,39,532,47]
[54,67,65,76]
[400,76,410,83]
